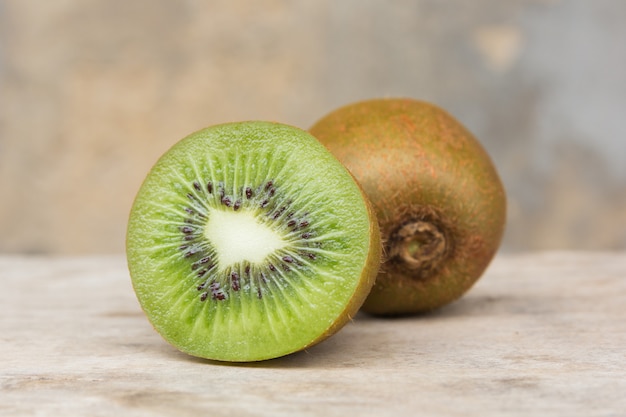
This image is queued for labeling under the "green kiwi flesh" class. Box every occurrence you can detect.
[126,121,381,361]
[309,98,506,315]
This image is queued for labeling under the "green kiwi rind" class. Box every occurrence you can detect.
[126,121,380,361]
[309,98,506,315]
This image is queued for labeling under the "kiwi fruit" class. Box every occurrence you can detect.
[126,121,381,361]
[309,98,506,315]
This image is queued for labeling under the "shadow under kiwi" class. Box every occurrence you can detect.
[356,291,500,321]
[422,290,551,319]
[165,329,366,369]
[139,328,340,369]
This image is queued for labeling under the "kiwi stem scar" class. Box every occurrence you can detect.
[388,220,447,274]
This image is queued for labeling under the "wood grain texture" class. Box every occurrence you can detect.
[1,252,625,416]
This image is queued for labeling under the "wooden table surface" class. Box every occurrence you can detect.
[1,252,625,416]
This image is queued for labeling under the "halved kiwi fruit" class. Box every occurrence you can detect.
[126,121,381,361]
[309,98,506,315]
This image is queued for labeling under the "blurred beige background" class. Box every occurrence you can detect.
[1,0,625,254]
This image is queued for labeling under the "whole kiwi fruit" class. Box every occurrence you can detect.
[309,98,506,315]
[126,121,381,361]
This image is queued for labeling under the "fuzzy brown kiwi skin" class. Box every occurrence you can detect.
[309,98,506,315]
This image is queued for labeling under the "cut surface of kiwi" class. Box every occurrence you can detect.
[126,121,380,361]
[310,98,506,315]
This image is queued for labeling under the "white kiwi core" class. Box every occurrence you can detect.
[204,208,287,270]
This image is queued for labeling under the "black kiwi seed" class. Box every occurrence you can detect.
[210,282,226,301]
[230,272,240,291]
